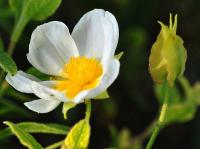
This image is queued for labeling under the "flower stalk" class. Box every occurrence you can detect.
[145,81,170,149]
[85,100,92,121]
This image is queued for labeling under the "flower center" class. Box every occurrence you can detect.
[54,57,103,99]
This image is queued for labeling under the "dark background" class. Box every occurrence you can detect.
[1,0,200,149]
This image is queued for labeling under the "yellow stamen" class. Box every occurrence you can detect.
[54,57,103,99]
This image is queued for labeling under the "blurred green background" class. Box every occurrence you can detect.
[1,0,200,149]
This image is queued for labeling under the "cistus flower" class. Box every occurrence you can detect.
[6,9,120,113]
[149,14,187,86]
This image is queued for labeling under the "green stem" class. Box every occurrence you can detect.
[178,76,191,97]
[0,81,9,96]
[135,119,157,141]
[0,15,28,95]
[145,82,170,149]
[45,140,64,149]
[0,97,32,117]
[8,15,28,56]
[7,89,31,102]
[7,40,16,56]
[85,100,92,121]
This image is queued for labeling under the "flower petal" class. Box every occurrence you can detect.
[6,71,40,93]
[100,11,119,72]
[73,90,91,103]
[72,9,119,69]
[68,59,120,103]
[24,99,60,113]
[31,81,89,104]
[31,81,68,102]
[86,59,120,99]
[28,21,79,76]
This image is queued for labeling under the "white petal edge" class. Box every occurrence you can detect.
[85,59,120,99]
[100,11,119,73]
[31,81,69,102]
[6,71,40,93]
[24,99,61,113]
[72,9,119,71]
[31,81,91,104]
[28,21,79,76]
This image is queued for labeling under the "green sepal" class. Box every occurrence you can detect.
[115,51,124,60]
[94,90,110,100]
[62,102,76,120]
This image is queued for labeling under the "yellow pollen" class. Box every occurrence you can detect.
[54,57,103,99]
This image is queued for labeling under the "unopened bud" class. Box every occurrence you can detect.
[149,14,187,86]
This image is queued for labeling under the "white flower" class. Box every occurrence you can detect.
[6,9,120,113]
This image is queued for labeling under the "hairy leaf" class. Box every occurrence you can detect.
[4,121,43,149]
[64,119,91,149]
[0,122,69,139]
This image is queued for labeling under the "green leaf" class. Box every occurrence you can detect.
[0,122,69,139]
[114,52,124,60]
[178,76,200,105]
[9,0,24,19]
[22,0,62,21]
[9,0,61,21]
[0,8,14,19]
[4,121,43,149]
[187,82,200,105]
[94,90,110,99]
[0,52,17,74]
[10,0,61,47]
[62,102,76,120]
[64,119,91,149]
[164,103,196,125]
[26,67,49,80]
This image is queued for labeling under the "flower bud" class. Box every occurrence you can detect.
[149,14,187,86]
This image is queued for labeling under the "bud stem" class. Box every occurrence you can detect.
[145,81,170,149]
